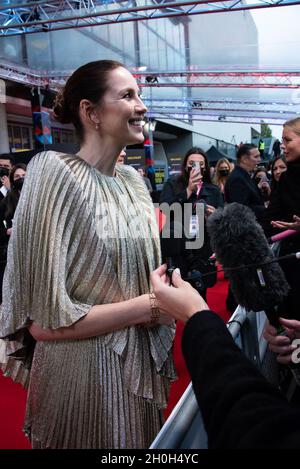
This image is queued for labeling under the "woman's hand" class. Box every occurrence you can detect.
[6,228,12,236]
[258,180,271,196]
[263,318,300,364]
[205,204,215,218]
[271,215,300,232]
[187,167,202,198]
[150,264,208,323]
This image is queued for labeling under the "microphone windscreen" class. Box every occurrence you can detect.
[207,203,290,312]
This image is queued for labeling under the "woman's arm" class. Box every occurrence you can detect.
[29,294,173,341]
[271,215,300,231]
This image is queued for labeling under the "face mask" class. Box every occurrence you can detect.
[14,177,24,191]
[218,169,229,177]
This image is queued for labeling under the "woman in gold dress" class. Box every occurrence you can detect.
[0,60,175,449]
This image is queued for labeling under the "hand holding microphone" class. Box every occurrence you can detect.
[206,203,300,384]
[151,264,208,323]
[206,203,290,319]
[264,318,300,365]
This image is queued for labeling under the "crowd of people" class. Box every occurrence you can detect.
[0,59,300,449]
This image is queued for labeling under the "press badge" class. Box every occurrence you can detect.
[189,214,199,237]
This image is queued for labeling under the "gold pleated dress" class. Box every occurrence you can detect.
[0,151,176,449]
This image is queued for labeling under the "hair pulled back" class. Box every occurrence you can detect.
[53,60,123,143]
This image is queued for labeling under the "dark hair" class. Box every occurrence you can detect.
[253,167,268,180]
[178,147,211,186]
[4,164,27,223]
[270,155,287,190]
[53,60,123,143]
[237,143,257,162]
[0,154,13,164]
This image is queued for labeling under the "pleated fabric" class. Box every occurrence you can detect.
[0,151,176,448]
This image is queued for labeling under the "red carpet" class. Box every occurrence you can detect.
[0,371,31,449]
[0,271,229,448]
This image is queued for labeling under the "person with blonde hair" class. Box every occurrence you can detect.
[263,117,300,360]
[213,158,232,196]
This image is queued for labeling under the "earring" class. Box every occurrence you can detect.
[95,123,99,130]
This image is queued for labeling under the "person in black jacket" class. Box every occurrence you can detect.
[159,147,223,298]
[225,143,266,220]
[262,118,300,322]
[224,144,267,312]
[151,264,300,449]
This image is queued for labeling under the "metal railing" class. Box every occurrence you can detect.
[150,305,273,449]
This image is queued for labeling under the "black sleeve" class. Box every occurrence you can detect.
[225,179,266,219]
[0,199,8,246]
[182,310,300,448]
[215,187,224,208]
[260,185,284,237]
[225,178,248,205]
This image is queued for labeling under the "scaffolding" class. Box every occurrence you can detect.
[1,0,300,36]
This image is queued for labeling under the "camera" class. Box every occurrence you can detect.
[184,250,217,291]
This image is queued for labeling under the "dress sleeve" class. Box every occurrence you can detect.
[0,151,94,339]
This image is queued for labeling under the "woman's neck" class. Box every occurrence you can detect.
[77,133,123,176]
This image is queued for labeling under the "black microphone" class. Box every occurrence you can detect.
[207,203,300,385]
[206,203,290,327]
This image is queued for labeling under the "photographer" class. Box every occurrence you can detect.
[253,167,271,205]
[159,147,223,299]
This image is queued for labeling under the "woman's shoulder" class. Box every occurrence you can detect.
[116,163,151,186]
[29,151,86,172]
[28,151,91,187]
[116,163,137,177]
[203,181,222,193]
[164,174,183,189]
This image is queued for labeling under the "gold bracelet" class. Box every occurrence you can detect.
[148,291,160,325]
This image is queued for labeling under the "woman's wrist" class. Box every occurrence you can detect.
[146,292,160,326]
[186,187,193,199]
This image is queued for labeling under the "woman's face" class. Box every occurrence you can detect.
[281,126,300,163]
[95,67,147,146]
[273,158,287,182]
[186,154,206,174]
[256,170,266,180]
[13,168,26,181]
[219,163,229,172]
